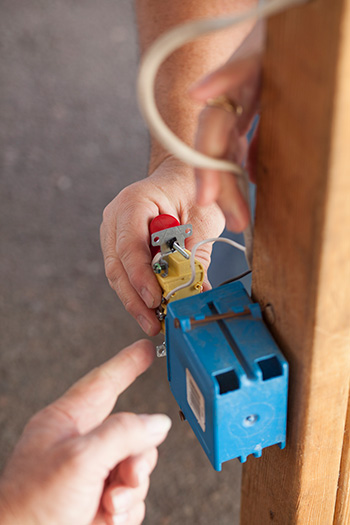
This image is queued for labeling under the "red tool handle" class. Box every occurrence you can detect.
[149,214,180,258]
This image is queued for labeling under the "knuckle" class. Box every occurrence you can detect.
[115,184,133,203]
[24,411,44,433]
[101,200,116,228]
[115,247,152,296]
[104,256,118,282]
[92,363,120,396]
[116,228,134,258]
[107,277,119,296]
[101,204,110,225]
[133,477,150,504]
[123,296,138,317]
[149,447,159,469]
[127,266,145,293]
[112,186,138,222]
[113,412,138,435]
[24,405,56,432]
[142,476,150,495]
[135,501,146,524]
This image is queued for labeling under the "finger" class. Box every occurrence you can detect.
[184,204,225,281]
[190,55,260,104]
[106,255,161,336]
[202,279,212,292]
[105,501,146,525]
[195,106,236,206]
[81,412,171,472]
[102,212,158,334]
[103,479,150,516]
[112,448,158,488]
[101,192,162,315]
[190,55,261,135]
[217,171,250,232]
[189,57,251,100]
[246,124,259,184]
[52,340,156,434]
[194,107,248,230]
[226,127,249,166]
[113,189,163,310]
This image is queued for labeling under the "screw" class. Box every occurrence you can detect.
[153,262,162,274]
[179,410,186,422]
[243,414,258,427]
[264,303,276,325]
[156,343,166,358]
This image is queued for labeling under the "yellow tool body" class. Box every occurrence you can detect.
[155,249,204,333]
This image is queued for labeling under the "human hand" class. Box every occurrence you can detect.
[0,340,171,525]
[100,156,225,336]
[189,22,264,232]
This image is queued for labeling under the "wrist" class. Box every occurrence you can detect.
[149,155,196,196]
[147,156,199,220]
[149,154,193,178]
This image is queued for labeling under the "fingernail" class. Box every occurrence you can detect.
[140,287,154,309]
[137,315,152,335]
[112,489,132,513]
[112,512,128,524]
[139,414,172,436]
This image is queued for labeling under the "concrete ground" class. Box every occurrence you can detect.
[0,1,243,523]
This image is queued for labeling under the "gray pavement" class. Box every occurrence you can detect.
[0,2,241,523]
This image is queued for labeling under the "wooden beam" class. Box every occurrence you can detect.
[332,3,350,521]
[240,0,350,523]
[334,393,350,524]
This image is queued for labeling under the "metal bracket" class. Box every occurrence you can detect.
[151,224,192,257]
[156,342,167,358]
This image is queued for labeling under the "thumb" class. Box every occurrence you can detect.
[188,241,213,274]
[184,204,225,288]
[186,237,214,293]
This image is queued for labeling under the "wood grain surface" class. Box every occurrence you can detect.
[240,0,350,523]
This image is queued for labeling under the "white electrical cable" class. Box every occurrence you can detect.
[137,0,308,174]
[165,237,246,302]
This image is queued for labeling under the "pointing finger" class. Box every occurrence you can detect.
[53,340,156,434]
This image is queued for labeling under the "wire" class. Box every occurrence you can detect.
[164,237,246,302]
[219,269,252,287]
[137,0,308,174]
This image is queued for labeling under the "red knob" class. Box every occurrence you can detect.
[149,214,180,257]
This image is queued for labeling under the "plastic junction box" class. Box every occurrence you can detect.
[165,281,289,471]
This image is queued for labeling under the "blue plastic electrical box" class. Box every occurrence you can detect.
[165,281,288,471]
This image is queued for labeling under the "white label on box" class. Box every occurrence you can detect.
[186,368,205,432]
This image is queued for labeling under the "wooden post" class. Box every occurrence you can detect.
[334,395,350,523]
[240,0,350,523]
